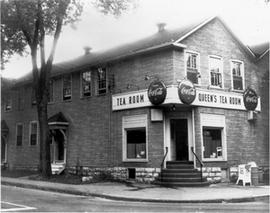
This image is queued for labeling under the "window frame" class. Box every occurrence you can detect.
[208,55,224,89]
[48,79,54,103]
[16,123,23,146]
[97,67,107,95]
[29,121,38,146]
[122,114,148,162]
[200,113,227,162]
[4,95,12,112]
[184,50,201,85]
[62,74,72,101]
[80,70,92,98]
[230,59,245,91]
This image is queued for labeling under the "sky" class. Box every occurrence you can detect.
[1,0,270,79]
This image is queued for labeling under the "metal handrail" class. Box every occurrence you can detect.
[191,146,204,182]
[161,147,168,169]
[160,147,168,182]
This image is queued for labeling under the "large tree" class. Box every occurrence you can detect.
[1,0,134,177]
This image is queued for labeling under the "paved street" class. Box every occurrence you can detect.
[1,185,269,212]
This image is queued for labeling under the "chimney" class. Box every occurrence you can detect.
[83,46,92,55]
[157,23,166,32]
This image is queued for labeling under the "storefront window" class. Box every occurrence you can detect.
[203,127,223,159]
[122,114,148,162]
[126,128,146,159]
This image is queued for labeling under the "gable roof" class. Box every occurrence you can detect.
[248,42,269,59]
[11,16,255,86]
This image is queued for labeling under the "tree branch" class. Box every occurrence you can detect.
[14,0,32,45]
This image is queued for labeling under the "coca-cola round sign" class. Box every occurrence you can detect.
[243,88,258,111]
[148,80,167,105]
[178,80,196,104]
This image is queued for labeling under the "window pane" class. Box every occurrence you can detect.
[126,128,146,159]
[63,75,72,100]
[186,52,199,84]
[98,68,107,95]
[232,61,243,90]
[203,127,222,158]
[82,71,91,97]
[210,57,222,87]
[16,125,23,146]
[30,122,37,145]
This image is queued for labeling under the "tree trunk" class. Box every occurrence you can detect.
[37,94,51,178]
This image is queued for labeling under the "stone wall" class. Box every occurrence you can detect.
[68,166,160,183]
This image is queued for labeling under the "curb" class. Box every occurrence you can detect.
[2,180,269,204]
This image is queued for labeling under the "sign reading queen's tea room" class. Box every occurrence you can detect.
[112,81,261,112]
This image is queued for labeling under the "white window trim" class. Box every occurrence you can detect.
[200,113,227,162]
[80,71,92,98]
[16,123,23,146]
[208,55,224,89]
[97,67,108,95]
[122,114,148,162]
[230,59,245,92]
[62,74,72,101]
[29,121,39,146]
[184,49,201,85]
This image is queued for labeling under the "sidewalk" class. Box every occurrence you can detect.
[1,177,269,203]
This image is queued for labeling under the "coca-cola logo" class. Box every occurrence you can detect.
[148,80,167,105]
[243,88,258,111]
[178,80,196,104]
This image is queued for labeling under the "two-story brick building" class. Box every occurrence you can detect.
[1,16,268,185]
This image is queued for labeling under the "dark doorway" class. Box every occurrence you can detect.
[170,119,188,161]
[50,130,65,163]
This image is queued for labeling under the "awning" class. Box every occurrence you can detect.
[48,112,69,129]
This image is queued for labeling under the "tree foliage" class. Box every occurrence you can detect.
[1,0,135,177]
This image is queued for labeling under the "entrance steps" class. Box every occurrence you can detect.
[157,161,210,187]
[51,163,65,175]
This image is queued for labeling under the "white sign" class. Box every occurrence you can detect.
[112,86,261,111]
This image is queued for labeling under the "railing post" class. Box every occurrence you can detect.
[191,146,204,182]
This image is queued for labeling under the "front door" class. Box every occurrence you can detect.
[170,119,188,161]
[50,129,65,163]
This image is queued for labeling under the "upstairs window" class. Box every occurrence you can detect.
[81,71,91,97]
[63,75,72,101]
[4,96,12,111]
[48,80,54,103]
[30,121,38,146]
[31,88,36,105]
[231,60,244,91]
[186,51,200,84]
[18,89,24,110]
[16,123,23,146]
[97,68,107,95]
[209,56,223,88]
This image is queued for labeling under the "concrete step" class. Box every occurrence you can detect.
[157,181,210,187]
[161,172,201,178]
[162,168,200,173]
[166,161,193,165]
[158,177,203,182]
